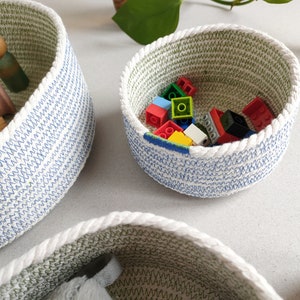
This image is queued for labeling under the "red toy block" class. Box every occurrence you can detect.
[176,76,197,96]
[145,103,168,128]
[242,97,275,132]
[209,107,240,144]
[153,120,183,139]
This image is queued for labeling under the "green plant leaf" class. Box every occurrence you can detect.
[263,0,292,3]
[112,0,182,45]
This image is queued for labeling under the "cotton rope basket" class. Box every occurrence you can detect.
[0,0,95,247]
[120,24,300,198]
[0,211,282,299]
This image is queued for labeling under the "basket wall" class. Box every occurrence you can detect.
[0,212,282,299]
[120,25,300,197]
[0,0,95,247]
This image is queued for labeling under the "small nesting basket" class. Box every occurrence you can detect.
[0,211,282,299]
[0,0,95,247]
[120,24,300,198]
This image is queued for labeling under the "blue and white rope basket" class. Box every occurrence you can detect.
[0,0,95,247]
[0,211,282,299]
[120,24,300,198]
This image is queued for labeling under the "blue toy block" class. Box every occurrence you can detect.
[175,118,195,130]
[152,96,171,111]
[244,129,256,138]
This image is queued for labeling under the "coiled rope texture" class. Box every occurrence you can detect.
[120,24,300,197]
[0,211,282,299]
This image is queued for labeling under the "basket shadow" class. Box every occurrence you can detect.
[285,289,300,300]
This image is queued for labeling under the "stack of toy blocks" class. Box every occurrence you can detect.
[145,76,210,147]
[203,108,252,145]
[145,76,275,148]
[201,97,274,145]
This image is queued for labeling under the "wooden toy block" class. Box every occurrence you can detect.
[0,84,15,116]
[0,36,29,93]
[0,116,7,131]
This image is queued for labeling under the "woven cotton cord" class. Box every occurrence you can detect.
[0,211,281,299]
[120,23,300,159]
[0,0,67,146]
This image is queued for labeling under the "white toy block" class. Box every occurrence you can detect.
[184,123,209,146]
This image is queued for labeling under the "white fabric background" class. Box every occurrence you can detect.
[0,0,299,299]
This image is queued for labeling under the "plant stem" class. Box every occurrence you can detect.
[210,0,256,6]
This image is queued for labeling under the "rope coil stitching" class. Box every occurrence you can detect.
[0,0,95,247]
[120,24,300,197]
[0,211,282,299]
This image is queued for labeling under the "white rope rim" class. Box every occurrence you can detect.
[120,23,300,158]
[0,211,281,299]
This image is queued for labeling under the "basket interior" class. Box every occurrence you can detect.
[0,224,265,299]
[0,2,58,115]
[126,29,293,132]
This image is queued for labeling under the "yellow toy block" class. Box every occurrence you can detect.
[168,130,193,146]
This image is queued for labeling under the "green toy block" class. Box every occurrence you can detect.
[160,83,186,101]
[171,96,193,120]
